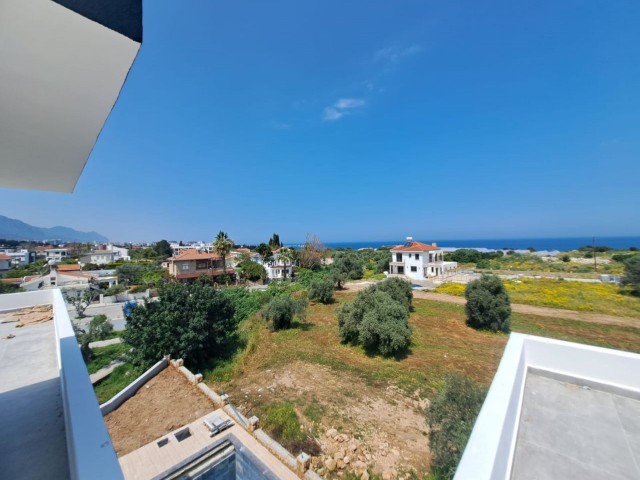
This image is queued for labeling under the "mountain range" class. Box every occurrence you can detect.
[0,214,108,243]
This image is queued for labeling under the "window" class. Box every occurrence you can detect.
[181,263,189,271]
[196,260,208,270]
[396,253,402,262]
[410,266,417,272]
[415,254,420,260]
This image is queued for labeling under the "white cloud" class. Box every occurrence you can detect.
[322,98,366,121]
[323,107,344,121]
[335,98,366,109]
[374,44,422,63]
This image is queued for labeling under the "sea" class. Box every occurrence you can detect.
[293,237,640,252]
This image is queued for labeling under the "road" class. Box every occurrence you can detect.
[68,302,127,331]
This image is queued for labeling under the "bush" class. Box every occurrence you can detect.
[561,254,571,262]
[464,275,511,333]
[123,282,236,368]
[262,294,307,331]
[220,287,264,323]
[374,277,413,310]
[308,278,335,304]
[622,254,640,296]
[427,374,486,479]
[337,285,411,356]
[88,314,113,340]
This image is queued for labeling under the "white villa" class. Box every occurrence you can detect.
[389,238,458,281]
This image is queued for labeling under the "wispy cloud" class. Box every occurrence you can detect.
[374,44,422,63]
[322,98,366,121]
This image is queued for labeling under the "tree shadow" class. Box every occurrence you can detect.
[290,320,315,331]
[362,344,412,361]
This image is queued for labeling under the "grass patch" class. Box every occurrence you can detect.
[93,362,146,404]
[260,402,320,455]
[435,278,640,318]
[86,342,130,374]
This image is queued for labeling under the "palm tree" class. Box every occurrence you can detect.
[213,231,233,274]
[277,247,294,280]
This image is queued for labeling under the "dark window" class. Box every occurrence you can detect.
[396,253,402,262]
[410,266,417,272]
[415,254,420,259]
[196,260,208,270]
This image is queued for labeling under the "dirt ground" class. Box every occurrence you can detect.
[0,305,53,327]
[104,367,216,456]
[227,360,430,479]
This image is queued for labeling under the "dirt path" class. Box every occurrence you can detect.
[344,283,640,329]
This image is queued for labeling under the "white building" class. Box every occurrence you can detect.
[0,254,11,271]
[170,241,214,256]
[456,333,640,479]
[80,250,118,265]
[108,244,130,261]
[0,248,35,267]
[262,250,295,280]
[44,248,71,263]
[389,238,458,281]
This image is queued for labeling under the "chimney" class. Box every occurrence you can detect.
[432,243,437,247]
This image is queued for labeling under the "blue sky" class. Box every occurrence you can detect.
[2,0,639,244]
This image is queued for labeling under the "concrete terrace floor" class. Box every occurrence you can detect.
[512,372,640,480]
[0,315,69,479]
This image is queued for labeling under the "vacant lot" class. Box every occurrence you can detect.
[204,291,640,478]
[435,278,640,319]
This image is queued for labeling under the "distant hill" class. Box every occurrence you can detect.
[0,214,108,243]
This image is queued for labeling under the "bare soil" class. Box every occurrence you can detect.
[104,367,216,456]
[227,360,430,478]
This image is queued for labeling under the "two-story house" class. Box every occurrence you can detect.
[44,248,70,263]
[389,238,457,281]
[165,249,234,282]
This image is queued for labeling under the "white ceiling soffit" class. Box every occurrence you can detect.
[0,0,142,193]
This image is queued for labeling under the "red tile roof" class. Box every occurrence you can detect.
[57,264,81,271]
[390,241,441,252]
[169,249,222,261]
[0,254,11,260]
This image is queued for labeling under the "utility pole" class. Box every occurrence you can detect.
[593,236,597,273]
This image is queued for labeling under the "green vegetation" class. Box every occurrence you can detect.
[465,275,511,333]
[65,290,97,319]
[308,278,335,304]
[93,363,146,404]
[262,294,307,331]
[235,253,267,282]
[86,342,129,374]
[622,254,640,296]
[337,278,413,356]
[116,262,167,287]
[436,277,640,318]
[4,259,48,278]
[214,231,234,274]
[123,282,236,368]
[0,282,22,294]
[427,374,486,480]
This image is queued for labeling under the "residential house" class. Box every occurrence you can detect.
[0,248,35,267]
[0,254,11,272]
[79,250,118,266]
[170,241,214,256]
[165,249,234,282]
[44,248,70,263]
[262,249,295,280]
[389,238,458,281]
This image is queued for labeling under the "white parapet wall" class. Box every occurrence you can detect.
[0,289,124,480]
[455,333,640,480]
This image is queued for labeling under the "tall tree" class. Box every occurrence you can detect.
[154,239,173,258]
[277,246,294,280]
[298,233,326,270]
[214,231,234,274]
[268,233,282,248]
[256,242,273,263]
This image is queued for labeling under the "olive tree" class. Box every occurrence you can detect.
[464,275,511,332]
[622,254,640,296]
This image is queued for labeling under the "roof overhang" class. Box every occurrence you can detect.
[0,0,142,192]
[455,333,640,479]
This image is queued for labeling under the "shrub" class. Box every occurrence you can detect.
[308,278,335,304]
[220,287,264,323]
[262,294,307,331]
[464,275,511,333]
[88,314,114,340]
[123,282,236,368]
[622,254,640,296]
[427,374,486,479]
[561,254,571,262]
[374,277,413,310]
[337,286,411,356]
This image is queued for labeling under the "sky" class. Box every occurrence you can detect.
[2,0,639,244]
